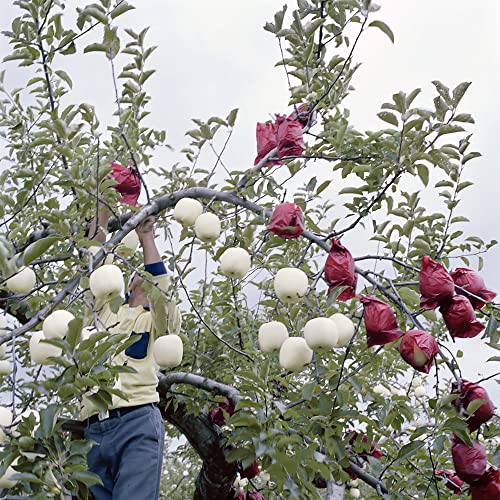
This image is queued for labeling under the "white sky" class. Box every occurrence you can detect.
[0,1,498,403]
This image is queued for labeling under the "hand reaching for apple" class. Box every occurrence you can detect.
[135,216,155,241]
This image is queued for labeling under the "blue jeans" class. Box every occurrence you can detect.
[84,404,165,500]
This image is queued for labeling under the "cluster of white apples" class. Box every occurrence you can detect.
[173,199,221,243]
[256,268,356,372]
[29,309,75,365]
[5,266,36,295]
[0,316,11,376]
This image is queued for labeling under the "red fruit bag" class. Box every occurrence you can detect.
[275,114,305,158]
[240,461,259,480]
[435,469,464,495]
[209,398,235,427]
[419,255,455,309]
[470,467,500,499]
[254,122,282,167]
[246,492,264,500]
[359,295,403,347]
[451,268,497,310]
[346,430,383,459]
[324,239,357,301]
[452,437,488,484]
[451,380,495,431]
[267,202,304,239]
[440,295,484,339]
[110,161,141,206]
[397,329,439,374]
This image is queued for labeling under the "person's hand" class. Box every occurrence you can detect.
[135,216,155,240]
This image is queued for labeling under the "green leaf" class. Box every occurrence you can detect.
[369,20,394,43]
[36,404,61,440]
[452,82,471,106]
[66,317,84,350]
[396,440,425,462]
[110,2,135,19]
[23,236,58,265]
[227,108,239,127]
[83,43,107,54]
[416,164,429,187]
[377,111,398,127]
[466,399,485,415]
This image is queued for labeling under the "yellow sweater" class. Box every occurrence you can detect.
[80,263,181,420]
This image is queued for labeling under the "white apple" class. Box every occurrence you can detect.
[373,384,390,397]
[174,198,203,227]
[350,479,359,487]
[329,313,355,347]
[350,488,360,498]
[274,268,308,303]
[194,213,221,242]
[0,406,13,444]
[279,337,313,372]
[414,385,426,398]
[0,360,11,375]
[412,346,428,368]
[29,331,62,365]
[153,335,183,368]
[116,231,139,257]
[0,465,17,489]
[258,321,289,353]
[89,264,124,298]
[304,317,338,351]
[80,326,96,343]
[43,310,75,339]
[259,470,271,483]
[219,248,251,280]
[6,266,36,294]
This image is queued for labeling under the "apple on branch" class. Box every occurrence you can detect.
[29,331,63,365]
[258,321,288,353]
[173,198,203,227]
[329,313,355,347]
[6,266,36,294]
[273,267,308,303]
[89,264,124,299]
[42,310,75,340]
[153,335,183,368]
[194,213,221,242]
[219,247,251,280]
[304,317,338,351]
[279,337,313,372]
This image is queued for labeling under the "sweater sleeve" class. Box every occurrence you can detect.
[145,262,182,338]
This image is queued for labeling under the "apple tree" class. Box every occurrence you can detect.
[0,0,498,498]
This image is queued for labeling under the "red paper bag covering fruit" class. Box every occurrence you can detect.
[397,329,439,374]
[287,103,316,127]
[470,467,500,499]
[238,489,245,500]
[312,477,327,489]
[110,161,141,206]
[359,295,403,347]
[435,470,464,495]
[346,431,383,459]
[267,202,304,239]
[451,267,497,310]
[246,492,264,500]
[451,436,488,484]
[240,461,259,480]
[275,114,305,158]
[440,295,485,339]
[324,239,357,301]
[419,255,455,309]
[254,122,282,167]
[209,398,235,426]
[451,380,495,431]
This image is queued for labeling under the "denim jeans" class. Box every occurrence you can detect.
[84,404,165,500]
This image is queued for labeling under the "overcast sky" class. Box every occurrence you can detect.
[1,1,498,402]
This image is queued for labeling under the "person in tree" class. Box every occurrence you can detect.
[82,200,181,500]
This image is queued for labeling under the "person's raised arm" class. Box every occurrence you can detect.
[88,202,111,244]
